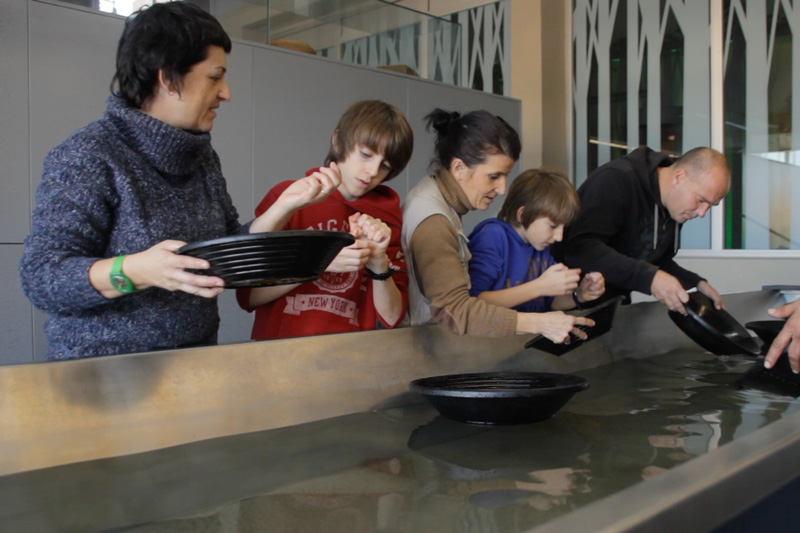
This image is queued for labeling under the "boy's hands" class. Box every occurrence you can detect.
[350,213,392,273]
[250,163,342,234]
[280,163,342,212]
[538,263,581,297]
[325,213,392,273]
[576,272,605,303]
[325,241,371,272]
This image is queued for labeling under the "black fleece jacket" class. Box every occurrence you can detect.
[560,147,704,300]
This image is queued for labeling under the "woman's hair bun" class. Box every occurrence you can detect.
[422,107,520,170]
[425,109,460,135]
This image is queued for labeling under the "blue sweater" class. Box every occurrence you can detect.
[467,218,556,313]
[19,95,246,360]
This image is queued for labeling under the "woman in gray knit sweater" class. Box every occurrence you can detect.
[19,3,338,360]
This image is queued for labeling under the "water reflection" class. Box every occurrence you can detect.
[27,349,799,532]
[391,351,799,531]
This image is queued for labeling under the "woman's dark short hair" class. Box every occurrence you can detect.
[498,168,580,228]
[424,108,521,170]
[111,2,232,108]
[325,100,414,182]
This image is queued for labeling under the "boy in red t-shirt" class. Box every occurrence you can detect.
[236,100,414,339]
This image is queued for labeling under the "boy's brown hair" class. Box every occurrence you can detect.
[498,168,580,228]
[325,100,414,181]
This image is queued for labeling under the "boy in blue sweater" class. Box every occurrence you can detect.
[468,168,604,312]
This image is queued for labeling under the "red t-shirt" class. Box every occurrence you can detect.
[236,177,408,339]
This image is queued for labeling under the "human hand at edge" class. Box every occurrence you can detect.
[764,299,800,373]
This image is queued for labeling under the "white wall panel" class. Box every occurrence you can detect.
[0,246,34,365]
[631,255,800,306]
[28,2,121,194]
[212,43,255,220]
[0,0,31,242]
[250,49,409,204]
[212,44,257,346]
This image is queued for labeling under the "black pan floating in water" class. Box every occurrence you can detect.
[745,320,785,353]
[409,372,590,425]
[178,230,355,288]
[668,292,761,356]
[737,319,800,397]
[736,355,800,398]
[524,296,624,356]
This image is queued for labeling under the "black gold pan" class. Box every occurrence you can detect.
[524,296,624,356]
[409,372,590,425]
[178,230,355,288]
[668,291,761,356]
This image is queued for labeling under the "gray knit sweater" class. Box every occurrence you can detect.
[20,95,247,360]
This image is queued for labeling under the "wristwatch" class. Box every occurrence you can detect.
[109,255,138,294]
[572,289,584,310]
[366,267,394,281]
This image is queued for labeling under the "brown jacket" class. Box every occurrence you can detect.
[403,169,517,336]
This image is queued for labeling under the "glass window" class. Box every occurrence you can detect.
[724,0,800,250]
[70,0,463,88]
[574,0,715,250]
[574,0,800,251]
[47,0,522,96]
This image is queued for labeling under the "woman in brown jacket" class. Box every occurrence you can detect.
[401,109,593,343]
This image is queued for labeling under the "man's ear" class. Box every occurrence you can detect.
[516,206,525,225]
[673,167,687,186]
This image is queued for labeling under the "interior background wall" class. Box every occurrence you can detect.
[537,0,572,175]
[654,255,800,300]
[0,0,521,365]
[2,0,797,365]
[509,0,541,170]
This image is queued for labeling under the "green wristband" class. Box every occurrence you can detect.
[109,255,138,294]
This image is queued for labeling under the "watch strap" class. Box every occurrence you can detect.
[365,267,394,281]
[572,289,584,310]
[110,255,138,293]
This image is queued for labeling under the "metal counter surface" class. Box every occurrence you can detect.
[3,348,800,532]
[1,323,539,476]
[2,290,797,532]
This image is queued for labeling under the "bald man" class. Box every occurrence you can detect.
[561,146,730,314]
